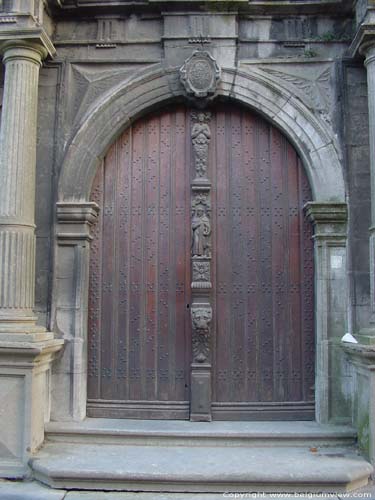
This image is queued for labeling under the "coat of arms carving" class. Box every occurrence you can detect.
[180,51,221,98]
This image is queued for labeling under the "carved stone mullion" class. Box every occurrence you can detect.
[190,110,213,422]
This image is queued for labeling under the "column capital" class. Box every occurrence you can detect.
[359,40,375,64]
[56,202,100,244]
[0,39,48,65]
[304,202,348,240]
[304,201,348,224]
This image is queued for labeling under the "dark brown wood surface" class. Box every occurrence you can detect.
[87,107,192,419]
[211,106,314,420]
[87,104,314,420]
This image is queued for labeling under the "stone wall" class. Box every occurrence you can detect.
[5,7,361,426]
[31,12,356,330]
[35,65,60,327]
[343,64,371,333]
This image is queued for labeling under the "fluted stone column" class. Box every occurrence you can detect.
[0,39,63,476]
[0,40,49,338]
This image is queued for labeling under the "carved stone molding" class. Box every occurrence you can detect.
[180,51,220,99]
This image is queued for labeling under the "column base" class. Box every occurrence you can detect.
[354,328,375,345]
[190,363,212,422]
[0,335,63,478]
[343,343,375,464]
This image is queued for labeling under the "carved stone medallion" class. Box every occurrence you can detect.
[192,261,210,282]
[180,51,221,98]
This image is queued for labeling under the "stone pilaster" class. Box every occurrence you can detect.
[0,40,47,337]
[305,202,350,424]
[349,42,375,343]
[52,202,99,421]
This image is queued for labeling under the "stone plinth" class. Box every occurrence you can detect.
[344,343,375,464]
[0,338,63,477]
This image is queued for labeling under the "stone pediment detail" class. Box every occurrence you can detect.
[67,63,156,127]
[257,64,333,121]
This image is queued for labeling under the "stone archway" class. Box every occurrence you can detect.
[58,65,344,203]
[52,65,347,424]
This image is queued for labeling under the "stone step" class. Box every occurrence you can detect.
[1,479,374,500]
[30,441,373,493]
[45,419,358,448]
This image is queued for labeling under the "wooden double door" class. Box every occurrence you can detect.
[87,103,315,421]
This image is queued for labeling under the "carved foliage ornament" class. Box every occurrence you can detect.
[191,305,212,363]
[180,51,221,98]
[192,261,210,282]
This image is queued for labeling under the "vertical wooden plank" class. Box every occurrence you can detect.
[214,107,232,403]
[115,128,131,400]
[229,108,245,402]
[174,108,188,402]
[270,126,286,402]
[128,120,144,400]
[286,142,302,401]
[243,111,258,402]
[87,162,104,400]
[100,143,117,399]
[158,110,171,402]
[145,115,159,401]
[258,119,273,402]
[300,158,315,402]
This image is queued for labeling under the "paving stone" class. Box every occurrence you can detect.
[0,480,66,500]
[64,494,340,500]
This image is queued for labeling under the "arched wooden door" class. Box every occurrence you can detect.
[87,104,315,420]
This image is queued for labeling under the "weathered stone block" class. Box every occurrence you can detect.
[0,340,63,477]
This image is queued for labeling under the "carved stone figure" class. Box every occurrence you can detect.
[191,203,211,257]
[191,306,212,363]
[191,112,211,177]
